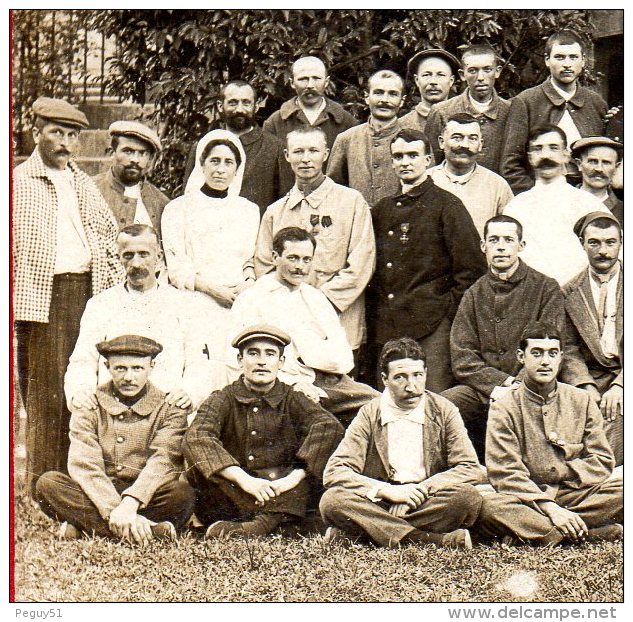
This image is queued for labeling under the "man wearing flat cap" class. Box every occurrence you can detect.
[13,96,124,496]
[93,121,169,248]
[572,137,623,227]
[183,323,344,538]
[35,335,195,542]
[560,212,623,465]
[400,48,459,135]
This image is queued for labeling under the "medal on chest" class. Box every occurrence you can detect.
[399,222,410,244]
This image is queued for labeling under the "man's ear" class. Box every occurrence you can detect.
[322,147,330,163]
[150,359,156,369]
[283,148,290,163]
[438,134,445,151]
[458,69,466,82]
[237,352,244,368]
[217,99,224,114]
[380,371,388,386]
[32,126,40,144]
[516,349,525,365]
[480,239,487,254]
[104,359,111,371]
[518,239,526,252]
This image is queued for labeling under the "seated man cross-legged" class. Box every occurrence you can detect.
[478,321,623,546]
[36,335,195,543]
[183,324,344,538]
[320,337,484,549]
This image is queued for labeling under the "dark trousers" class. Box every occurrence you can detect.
[35,471,196,536]
[17,274,92,496]
[441,384,489,462]
[187,466,314,526]
[477,477,623,543]
[320,484,482,547]
[591,370,623,466]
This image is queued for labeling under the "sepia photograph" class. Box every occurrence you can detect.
[9,6,625,609]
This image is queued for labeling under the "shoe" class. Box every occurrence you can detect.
[323,526,345,545]
[585,523,623,543]
[150,521,177,541]
[205,520,245,539]
[441,528,472,550]
[58,521,81,540]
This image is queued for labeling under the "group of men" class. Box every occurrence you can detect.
[14,28,623,548]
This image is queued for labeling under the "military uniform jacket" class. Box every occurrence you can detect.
[367,177,486,345]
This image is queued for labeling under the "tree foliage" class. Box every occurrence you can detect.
[21,9,600,195]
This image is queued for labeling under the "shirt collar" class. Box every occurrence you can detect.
[231,376,286,408]
[97,381,164,417]
[490,258,524,282]
[589,260,621,285]
[439,160,478,184]
[286,176,334,210]
[542,78,585,108]
[367,116,399,136]
[279,96,346,123]
[414,101,433,119]
[107,167,146,193]
[380,388,426,426]
[521,380,558,405]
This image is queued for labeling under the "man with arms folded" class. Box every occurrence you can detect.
[327,69,405,206]
[36,335,195,542]
[184,324,343,538]
[367,128,486,392]
[478,322,622,546]
[232,227,378,427]
[320,337,483,549]
[254,126,375,357]
[444,215,564,460]
[503,125,610,286]
[560,212,623,466]
[428,113,513,237]
[65,224,212,414]
[426,44,509,174]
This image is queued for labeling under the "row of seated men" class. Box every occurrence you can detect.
[35,319,622,548]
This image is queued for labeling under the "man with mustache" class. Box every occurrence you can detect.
[327,69,405,206]
[400,48,459,135]
[560,212,623,465]
[572,137,623,227]
[501,30,608,194]
[93,121,169,249]
[263,56,357,151]
[254,126,375,359]
[444,215,564,460]
[65,224,212,415]
[503,125,611,285]
[183,80,293,214]
[184,324,343,539]
[320,337,483,549]
[13,97,124,496]
[36,335,196,542]
[478,321,623,546]
[231,227,378,427]
[425,44,510,174]
[428,113,513,237]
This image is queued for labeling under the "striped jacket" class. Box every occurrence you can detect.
[12,150,124,322]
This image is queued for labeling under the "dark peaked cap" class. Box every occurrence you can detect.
[573,211,621,239]
[96,335,163,358]
[231,324,291,350]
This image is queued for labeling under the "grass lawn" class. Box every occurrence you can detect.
[12,487,623,603]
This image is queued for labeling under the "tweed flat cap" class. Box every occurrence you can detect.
[407,48,461,77]
[96,335,163,358]
[570,136,623,159]
[109,120,162,152]
[573,211,621,239]
[32,96,89,129]
[231,324,291,350]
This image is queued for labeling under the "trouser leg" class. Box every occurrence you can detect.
[140,479,196,530]
[416,317,454,393]
[317,372,379,428]
[35,471,112,537]
[556,479,624,526]
[441,385,489,462]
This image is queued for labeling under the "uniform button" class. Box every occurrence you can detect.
[388,293,394,300]
[116,465,123,472]
[269,472,276,478]
[386,262,393,268]
[251,430,257,436]
[498,349,505,355]
[248,455,254,461]
[396,202,402,207]
[253,407,258,413]
[118,414,124,420]
[373,163,379,168]
[374,143,380,147]
[550,467,556,472]
[495,317,501,323]
[388,230,394,236]
[117,436,124,443]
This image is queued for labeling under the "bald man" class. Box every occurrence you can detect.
[263,56,357,150]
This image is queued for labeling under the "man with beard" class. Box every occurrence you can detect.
[560,212,623,465]
[400,48,460,135]
[428,113,513,237]
[503,126,610,286]
[263,56,357,150]
[425,44,510,174]
[572,137,623,227]
[65,224,212,415]
[184,80,293,214]
[327,70,405,206]
[13,97,123,496]
[94,121,169,247]
[501,30,608,194]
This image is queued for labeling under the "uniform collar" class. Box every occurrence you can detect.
[286,176,335,210]
[106,167,146,193]
[542,77,586,108]
[489,258,526,283]
[461,88,503,120]
[367,116,399,137]
[396,175,435,200]
[231,376,286,408]
[279,96,347,123]
[520,380,558,405]
[26,148,81,180]
[97,381,164,417]
[234,124,263,146]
